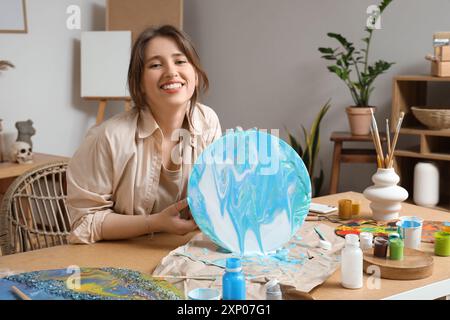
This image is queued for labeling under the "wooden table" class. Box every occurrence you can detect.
[329,132,387,194]
[0,192,449,300]
[0,153,69,198]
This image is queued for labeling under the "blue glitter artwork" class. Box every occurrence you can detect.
[0,268,183,300]
[187,129,311,256]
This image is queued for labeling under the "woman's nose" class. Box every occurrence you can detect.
[164,63,179,78]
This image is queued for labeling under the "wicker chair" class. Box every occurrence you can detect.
[0,161,71,255]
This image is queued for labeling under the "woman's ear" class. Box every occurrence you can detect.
[195,73,199,87]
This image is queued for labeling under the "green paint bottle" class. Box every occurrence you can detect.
[434,232,450,257]
[389,238,404,260]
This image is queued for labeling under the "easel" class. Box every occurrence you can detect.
[85,97,132,125]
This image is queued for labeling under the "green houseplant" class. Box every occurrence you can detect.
[286,100,331,197]
[318,0,394,135]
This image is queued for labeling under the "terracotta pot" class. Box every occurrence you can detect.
[345,106,376,136]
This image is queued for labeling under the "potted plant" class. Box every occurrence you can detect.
[286,100,331,197]
[318,0,394,135]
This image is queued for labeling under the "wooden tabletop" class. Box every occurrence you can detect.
[0,153,69,180]
[0,192,449,300]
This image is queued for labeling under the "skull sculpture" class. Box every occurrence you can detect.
[10,141,33,164]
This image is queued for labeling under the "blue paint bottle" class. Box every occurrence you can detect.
[222,258,246,300]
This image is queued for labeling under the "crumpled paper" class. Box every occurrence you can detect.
[153,222,345,299]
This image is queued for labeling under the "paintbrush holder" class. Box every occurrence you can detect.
[363,168,408,221]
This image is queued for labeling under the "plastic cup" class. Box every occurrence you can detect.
[434,232,450,257]
[188,288,221,300]
[396,216,423,249]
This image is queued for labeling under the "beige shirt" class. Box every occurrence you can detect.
[153,164,183,214]
[67,104,222,244]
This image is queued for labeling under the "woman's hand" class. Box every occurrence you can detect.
[154,199,198,235]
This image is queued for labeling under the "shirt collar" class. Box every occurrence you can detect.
[137,104,203,139]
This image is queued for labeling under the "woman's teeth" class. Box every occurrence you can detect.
[161,83,183,90]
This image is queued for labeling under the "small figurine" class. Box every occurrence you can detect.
[10,141,33,164]
[15,119,36,148]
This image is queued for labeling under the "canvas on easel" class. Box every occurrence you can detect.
[106,0,183,43]
[81,31,132,124]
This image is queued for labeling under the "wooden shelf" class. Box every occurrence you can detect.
[394,75,450,82]
[401,127,450,137]
[391,76,450,212]
[395,149,450,161]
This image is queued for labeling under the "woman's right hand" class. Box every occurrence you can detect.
[154,199,198,235]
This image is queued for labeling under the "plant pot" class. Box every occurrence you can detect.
[345,106,376,136]
[363,168,409,221]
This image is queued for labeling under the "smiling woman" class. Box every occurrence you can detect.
[66,25,222,244]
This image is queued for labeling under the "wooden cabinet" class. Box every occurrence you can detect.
[391,75,450,211]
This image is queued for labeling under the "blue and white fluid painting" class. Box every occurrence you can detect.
[187,129,311,256]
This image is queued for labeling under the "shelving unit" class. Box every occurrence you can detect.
[391,75,450,212]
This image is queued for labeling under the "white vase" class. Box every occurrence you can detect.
[414,162,439,207]
[363,168,409,221]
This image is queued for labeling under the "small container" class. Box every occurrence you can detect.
[434,232,450,257]
[389,237,404,261]
[341,234,363,289]
[338,199,353,220]
[188,288,221,300]
[359,232,373,251]
[265,279,282,300]
[222,258,246,300]
[396,216,423,249]
[351,202,361,217]
[373,236,388,258]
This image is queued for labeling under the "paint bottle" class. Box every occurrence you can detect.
[373,236,388,258]
[359,232,373,250]
[265,279,282,300]
[341,234,363,289]
[389,237,404,260]
[222,258,246,300]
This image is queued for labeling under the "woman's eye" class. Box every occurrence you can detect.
[176,60,187,65]
[149,63,161,68]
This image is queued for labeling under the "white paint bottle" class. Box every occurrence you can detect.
[341,234,363,289]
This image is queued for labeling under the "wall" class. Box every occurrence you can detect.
[1,0,449,193]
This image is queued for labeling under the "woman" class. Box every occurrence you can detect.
[67,25,222,244]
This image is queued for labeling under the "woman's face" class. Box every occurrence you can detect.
[142,36,197,111]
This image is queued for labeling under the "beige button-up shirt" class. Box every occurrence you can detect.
[67,104,222,244]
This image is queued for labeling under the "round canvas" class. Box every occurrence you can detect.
[187,130,311,256]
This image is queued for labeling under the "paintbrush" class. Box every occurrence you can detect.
[314,227,332,250]
[370,126,382,168]
[388,112,405,168]
[11,286,31,300]
[152,275,220,281]
[370,109,385,167]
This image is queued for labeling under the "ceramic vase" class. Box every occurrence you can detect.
[413,162,439,207]
[363,168,408,221]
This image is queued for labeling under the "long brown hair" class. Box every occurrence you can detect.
[127,25,209,118]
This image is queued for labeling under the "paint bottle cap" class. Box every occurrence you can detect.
[360,232,373,241]
[388,232,400,240]
[345,234,359,246]
[265,279,282,300]
[226,258,242,272]
[319,239,332,250]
